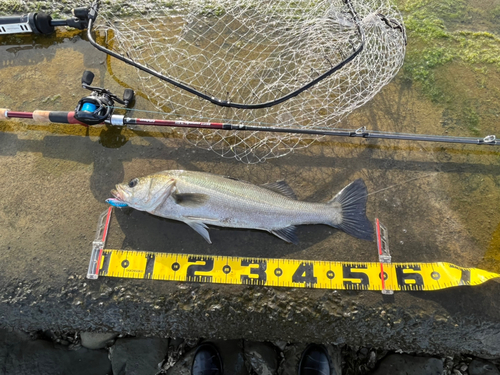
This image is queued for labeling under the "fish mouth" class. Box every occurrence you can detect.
[106,187,129,208]
[110,188,122,200]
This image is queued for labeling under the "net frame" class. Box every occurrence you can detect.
[87,0,369,109]
[87,0,407,162]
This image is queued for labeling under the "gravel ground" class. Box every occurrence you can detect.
[2,328,500,375]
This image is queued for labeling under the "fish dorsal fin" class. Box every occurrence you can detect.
[261,181,297,200]
[185,220,212,244]
[270,226,299,244]
[172,192,209,207]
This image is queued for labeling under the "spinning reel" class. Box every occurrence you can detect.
[74,71,135,125]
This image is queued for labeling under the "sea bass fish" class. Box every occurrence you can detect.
[107,170,373,244]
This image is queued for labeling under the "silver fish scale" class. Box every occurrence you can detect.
[157,170,340,230]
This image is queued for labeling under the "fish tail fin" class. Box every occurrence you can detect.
[329,179,373,241]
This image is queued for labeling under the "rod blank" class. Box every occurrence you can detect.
[1,109,498,146]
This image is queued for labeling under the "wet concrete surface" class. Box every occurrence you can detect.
[0,13,500,359]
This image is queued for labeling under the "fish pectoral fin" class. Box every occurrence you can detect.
[185,221,212,244]
[151,178,176,212]
[261,181,297,200]
[270,226,299,245]
[172,192,209,207]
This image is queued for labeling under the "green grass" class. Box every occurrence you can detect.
[397,0,500,134]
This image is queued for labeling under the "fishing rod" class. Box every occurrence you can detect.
[0,71,498,147]
[0,6,90,35]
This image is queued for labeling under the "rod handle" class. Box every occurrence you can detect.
[0,109,9,120]
[0,13,53,35]
[33,110,86,125]
[33,110,53,123]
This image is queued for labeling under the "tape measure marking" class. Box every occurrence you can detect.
[87,209,499,291]
[96,249,499,292]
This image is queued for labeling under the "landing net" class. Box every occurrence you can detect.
[94,0,406,163]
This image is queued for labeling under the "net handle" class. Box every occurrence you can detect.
[86,0,365,109]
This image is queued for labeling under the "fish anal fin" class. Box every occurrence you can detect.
[185,221,212,244]
[173,192,209,207]
[270,226,299,244]
[261,181,297,200]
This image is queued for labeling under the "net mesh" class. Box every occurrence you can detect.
[96,0,406,163]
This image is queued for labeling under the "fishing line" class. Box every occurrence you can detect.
[340,172,440,208]
[365,172,438,199]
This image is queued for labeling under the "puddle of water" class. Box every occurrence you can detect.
[0,1,499,317]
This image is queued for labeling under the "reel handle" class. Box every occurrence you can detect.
[82,70,95,86]
[123,89,135,107]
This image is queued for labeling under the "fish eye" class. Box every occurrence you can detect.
[128,178,139,188]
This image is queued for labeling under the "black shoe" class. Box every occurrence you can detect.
[191,342,224,375]
[298,344,332,375]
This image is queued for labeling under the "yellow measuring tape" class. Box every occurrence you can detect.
[86,208,499,292]
[94,249,499,292]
